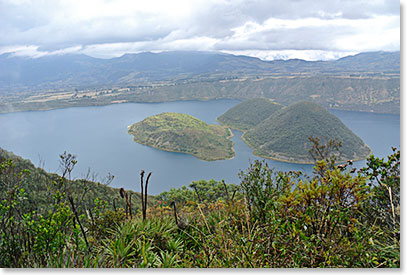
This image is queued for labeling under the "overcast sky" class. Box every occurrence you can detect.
[0,0,400,60]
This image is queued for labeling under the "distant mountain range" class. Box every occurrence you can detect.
[0,50,400,93]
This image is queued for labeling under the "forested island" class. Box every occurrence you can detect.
[127,100,371,164]
[128,112,234,161]
[218,99,372,163]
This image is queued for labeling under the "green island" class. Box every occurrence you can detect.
[243,101,372,163]
[128,112,234,161]
[218,99,372,164]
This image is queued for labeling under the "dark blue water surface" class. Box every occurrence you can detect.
[0,100,400,194]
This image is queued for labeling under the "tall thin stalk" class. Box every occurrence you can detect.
[119,188,132,219]
[190,184,203,203]
[140,170,145,220]
[68,196,89,252]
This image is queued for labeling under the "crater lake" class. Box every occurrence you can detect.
[0,99,400,194]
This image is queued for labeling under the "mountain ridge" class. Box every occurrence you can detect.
[0,50,399,93]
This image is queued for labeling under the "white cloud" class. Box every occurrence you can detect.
[214,14,399,53]
[80,35,219,59]
[0,0,400,61]
[333,15,400,52]
[81,42,150,58]
[0,45,41,57]
[0,45,83,58]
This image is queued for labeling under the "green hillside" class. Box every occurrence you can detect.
[217,98,283,131]
[128,112,234,161]
[0,147,153,214]
[243,101,372,163]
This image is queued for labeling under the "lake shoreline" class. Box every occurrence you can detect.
[1,97,400,116]
[0,99,399,194]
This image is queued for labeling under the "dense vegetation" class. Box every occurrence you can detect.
[0,148,153,215]
[217,98,283,131]
[0,141,399,268]
[128,112,234,161]
[243,101,372,163]
[0,147,157,267]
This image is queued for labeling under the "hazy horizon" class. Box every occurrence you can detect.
[0,48,401,63]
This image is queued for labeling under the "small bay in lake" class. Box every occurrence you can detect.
[0,99,400,194]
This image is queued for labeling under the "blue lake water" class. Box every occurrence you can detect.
[0,99,400,194]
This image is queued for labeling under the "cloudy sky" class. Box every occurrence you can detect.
[0,0,400,60]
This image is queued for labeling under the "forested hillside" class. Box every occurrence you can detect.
[217,98,283,131]
[243,101,372,163]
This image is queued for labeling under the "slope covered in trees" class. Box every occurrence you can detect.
[128,112,234,161]
[217,98,283,131]
[242,101,371,163]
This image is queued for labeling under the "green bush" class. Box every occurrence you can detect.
[158,179,240,205]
